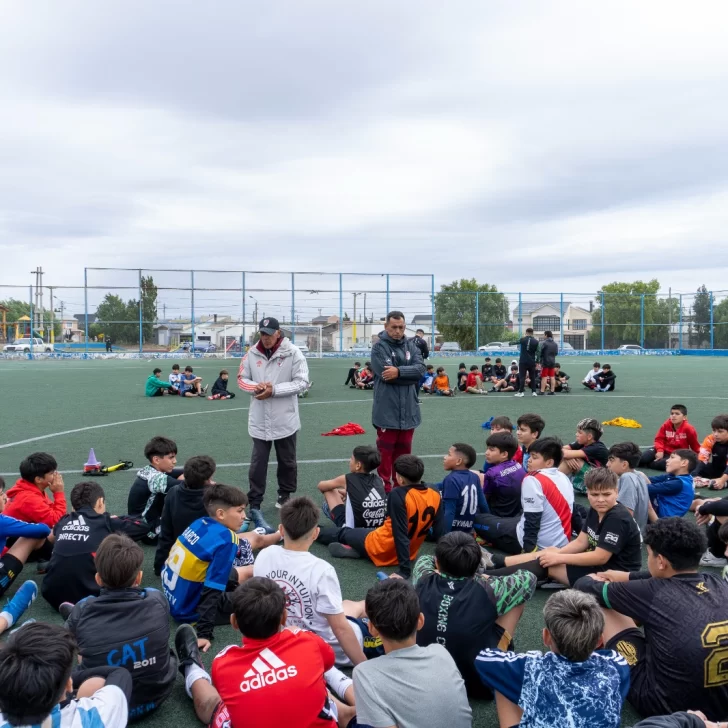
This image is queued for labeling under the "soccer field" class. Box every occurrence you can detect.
[0,354,725,728]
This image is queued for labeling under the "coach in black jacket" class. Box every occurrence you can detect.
[413,329,430,360]
[517,328,539,396]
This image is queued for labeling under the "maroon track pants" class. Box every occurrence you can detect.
[376,427,415,493]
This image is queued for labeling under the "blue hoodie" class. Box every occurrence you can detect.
[648,474,694,518]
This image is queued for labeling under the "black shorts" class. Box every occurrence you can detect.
[566,564,608,585]
[214,568,241,626]
[330,504,346,528]
[338,527,373,559]
[472,514,522,555]
[605,628,648,713]
[0,554,23,597]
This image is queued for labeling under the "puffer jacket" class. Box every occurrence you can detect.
[371,331,426,431]
[237,338,309,440]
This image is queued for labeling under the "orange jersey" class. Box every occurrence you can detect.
[365,483,443,577]
[433,375,450,391]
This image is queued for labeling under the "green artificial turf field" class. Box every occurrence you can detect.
[0,354,726,727]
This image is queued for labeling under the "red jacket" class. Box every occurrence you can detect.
[4,479,67,528]
[653,419,700,456]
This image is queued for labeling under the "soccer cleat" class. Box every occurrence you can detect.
[514,392,525,398]
[699,551,728,568]
[328,543,361,560]
[174,624,204,675]
[276,494,291,510]
[692,477,713,489]
[478,547,495,571]
[248,509,275,535]
[59,602,75,621]
[201,385,209,395]
[2,581,37,628]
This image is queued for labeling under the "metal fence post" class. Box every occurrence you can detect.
[242,271,246,349]
[475,292,480,350]
[679,294,683,350]
[339,273,344,352]
[710,291,715,349]
[600,291,605,350]
[518,292,522,337]
[386,274,390,314]
[640,293,645,349]
[84,268,89,357]
[29,285,34,360]
[191,271,195,352]
[138,269,143,354]
[430,275,435,351]
[559,293,564,347]
[291,272,295,343]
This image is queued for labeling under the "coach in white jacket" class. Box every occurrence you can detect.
[238,317,309,526]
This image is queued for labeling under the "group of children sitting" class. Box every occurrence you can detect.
[145,365,235,400]
[344,362,374,390]
[0,402,727,728]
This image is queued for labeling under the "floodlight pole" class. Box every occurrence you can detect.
[138,269,143,354]
[84,268,89,357]
[191,271,195,353]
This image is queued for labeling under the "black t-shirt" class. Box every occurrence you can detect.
[345,472,386,529]
[492,364,507,379]
[569,440,609,468]
[519,336,539,363]
[709,441,728,470]
[582,504,641,572]
[504,373,520,388]
[457,371,468,390]
[481,364,493,379]
[577,572,728,720]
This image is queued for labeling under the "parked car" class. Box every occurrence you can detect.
[350,344,371,354]
[439,342,462,352]
[174,343,217,353]
[618,345,643,353]
[3,337,53,353]
[477,341,518,352]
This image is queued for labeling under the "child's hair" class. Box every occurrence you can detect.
[495,358,502,363]
[279,496,319,540]
[0,475,4,492]
[365,579,420,642]
[528,437,563,467]
[203,484,248,516]
[576,418,603,441]
[584,467,618,492]
[354,361,361,367]
[451,443,477,468]
[718,520,728,546]
[643,517,706,571]
[183,455,216,489]
[231,577,286,639]
[543,590,604,662]
[484,357,491,362]
[70,481,105,511]
[593,362,600,368]
[436,366,444,373]
[555,363,561,369]
[459,362,466,369]
[608,442,641,469]
[435,531,481,579]
[602,364,612,371]
[144,436,178,461]
[544,330,553,338]
[219,369,229,377]
[711,414,728,431]
[19,452,57,483]
[153,367,162,375]
[486,432,518,460]
[352,445,381,473]
[510,364,518,371]
[517,413,545,437]
[184,365,194,373]
[491,415,513,431]
[0,623,77,725]
[469,365,479,371]
[671,448,698,473]
[671,404,687,416]
[365,361,371,367]
[426,364,434,371]
[172,364,180,371]
[394,455,425,484]
[95,534,144,589]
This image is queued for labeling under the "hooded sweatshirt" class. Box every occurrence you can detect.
[4,479,67,528]
[653,419,700,455]
[127,466,182,538]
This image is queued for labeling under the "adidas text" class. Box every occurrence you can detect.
[240,666,297,691]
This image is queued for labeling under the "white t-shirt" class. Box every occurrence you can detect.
[253,545,343,646]
[516,468,574,549]
[169,372,182,386]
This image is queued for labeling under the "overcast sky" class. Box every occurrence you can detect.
[2,1,728,320]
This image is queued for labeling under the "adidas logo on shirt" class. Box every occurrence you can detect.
[61,514,90,534]
[240,648,298,692]
[362,488,386,526]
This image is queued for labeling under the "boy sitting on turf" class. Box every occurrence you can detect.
[433,366,454,396]
[172,578,355,728]
[4,451,67,529]
[43,481,148,611]
[694,496,728,568]
[481,432,526,518]
[162,484,278,651]
[179,365,207,397]
[146,367,174,397]
[0,622,132,728]
[154,455,216,575]
[456,362,468,391]
[475,589,630,728]
[325,455,444,579]
[209,369,235,400]
[608,442,650,536]
[356,362,374,390]
[647,449,696,520]
[466,365,487,394]
[127,436,183,542]
[582,361,602,389]
[640,404,700,471]
[694,414,728,489]
[169,363,182,395]
[560,418,610,494]
[419,364,436,394]
[481,356,493,380]
[413,531,537,699]
[492,364,520,393]
[255,497,367,668]
[65,534,177,720]
[353,579,473,728]
[473,437,574,559]
[554,363,570,393]
[438,443,487,533]
[595,363,616,392]
[317,445,386,532]
[490,358,507,383]
[516,412,545,471]
[344,361,361,387]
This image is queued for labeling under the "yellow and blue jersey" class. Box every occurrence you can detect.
[161,517,238,622]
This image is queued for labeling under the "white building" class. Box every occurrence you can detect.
[512,302,593,350]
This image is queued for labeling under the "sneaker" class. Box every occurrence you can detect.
[276,494,291,510]
[174,624,203,675]
[489,388,498,393]
[59,602,75,621]
[514,392,525,398]
[546,391,556,396]
[35,560,50,575]
[328,543,361,560]
[693,477,713,488]
[2,581,37,627]
[248,508,275,534]
[539,579,568,590]
[478,547,495,570]
[376,571,390,581]
[699,551,728,568]
[201,384,209,394]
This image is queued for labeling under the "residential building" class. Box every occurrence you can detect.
[511,301,593,350]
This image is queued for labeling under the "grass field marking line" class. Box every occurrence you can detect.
[0,398,373,451]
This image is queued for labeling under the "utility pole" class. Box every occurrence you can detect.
[668,287,672,349]
[363,292,367,346]
[353,292,363,345]
[29,267,44,336]
[49,287,54,344]
[54,300,65,343]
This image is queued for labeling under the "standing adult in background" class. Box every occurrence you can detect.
[539,330,559,396]
[413,328,430,360]
[371,311,426,492]
[105,337,112,353]
[238,317,309,530]
[515,327,539,398]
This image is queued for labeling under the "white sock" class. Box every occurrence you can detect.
[0,611,13,629]
[184,663,211,698]
[325,666,353,701]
